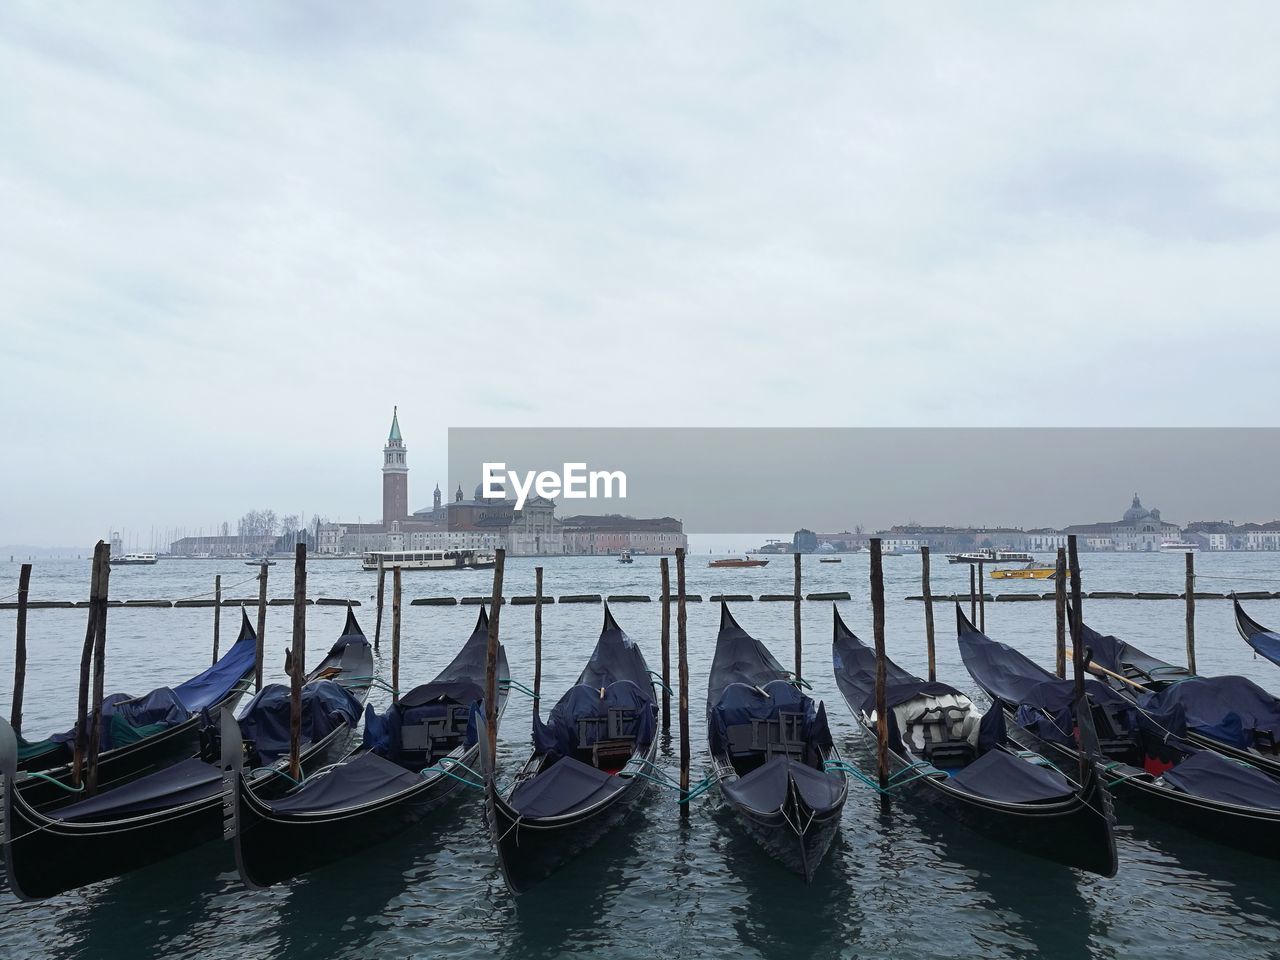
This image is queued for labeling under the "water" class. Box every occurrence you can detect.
[1,553,1279,960]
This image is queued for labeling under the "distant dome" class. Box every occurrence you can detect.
[474,482,484,501]
[475,481,505,502]
[1123,494,1149,522]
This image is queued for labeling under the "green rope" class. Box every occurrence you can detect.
[822,758,940,796]
[646,671,674,696]
[22,772,85,793]
[499,679,540,700]
[783,671,814,691]
[679,775,714,804]
[421,756,485,789]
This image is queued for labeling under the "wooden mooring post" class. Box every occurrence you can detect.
[1055,547,1067,679]
[1185,552,1197,675]
[212,574,222,665]
[921,547,936,682]
[534,566,544,719]
[73,542,106,788]
[374,555,386,653]
[969,565,977,623]
[287,544,306,782]
[392,566,402,704]
[483,549,506,777]
[255,561,269,691]
[793,553,803,681]
[676,547,690,818]
[870,538,889,806]
[977,560,986,632]
[1066,535,1088,782]
[660,558,671,732]
[9,563,31,734]
[86,542,112,795]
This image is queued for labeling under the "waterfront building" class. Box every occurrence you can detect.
[1062,494,1182,552]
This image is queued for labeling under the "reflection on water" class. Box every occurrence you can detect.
[5,555,1280,958]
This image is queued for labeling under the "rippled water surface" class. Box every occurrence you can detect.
[2,553,1280,960]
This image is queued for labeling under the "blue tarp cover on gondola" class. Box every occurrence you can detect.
[51,756,223,822]
[239,680,362,763]
[268,751,424,813]
[1078,622,1191,683]
[509,755,626,818]
[1162,750,1280,810]
[721,757,845,814]
[533,680,656,757]
[707,606,790,713]
[1244,628,1280,668]
[708,679,832,756]
[46,689,188,752]
[950,749,1074,804]
[173,628,257,713]
[1138,676,1280,749]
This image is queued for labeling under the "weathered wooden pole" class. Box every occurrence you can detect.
[534,566,544,719]
[1067,535,1085,704]
[86,543,112,794]
[211,574,222,665]
[660,557,671,732]
[287,543,306,781]
[676,547,690,819]
[921,547,936,682]
[373,555,386,653]
[254,561,269,691]
[9,563,31,734]
[977,560,986,632]
[73,542,105,787]
[392,565,402,703]
[793,552,803,681]
[1185,551,1197,675]
[871,538,889,801]
[1055,547,1067,679]
[483,549,506,776]
[969,564,977,623]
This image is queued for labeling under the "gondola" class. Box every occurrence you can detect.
[9,610,259,809]
[1235,597,1280,668]
[486,606,657,894]
[831,607,1116,876]
[1080,610,1280,778]
[0,608,374,900]
[956,605,1280,859]
[229,607,509,887]
[707,604,846,881]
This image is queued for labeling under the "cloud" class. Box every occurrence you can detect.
[2,2,1279,543]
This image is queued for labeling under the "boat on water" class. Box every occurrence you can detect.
[831,607,1115,875]
[957,606,1280,861]
[230,607,508,888]
[1160,541,1200,553]
[1235,598,1280,670]
[708,605,847,881]
[0,610,373,900]
[990,562,1057,580]
[947,550,1033,565]
[245,557,277,566]
[6,611,259,804]
[486,607,658,893]
[1079,610,1280,778]
[618,550,633,564]
[109,553,157,566]
[361,549,495,571]
[709,558,770,568]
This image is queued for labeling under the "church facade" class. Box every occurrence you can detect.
[317,410,685,557]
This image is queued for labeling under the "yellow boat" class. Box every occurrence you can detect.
[990,562,1057,580]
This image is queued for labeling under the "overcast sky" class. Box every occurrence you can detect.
[2,3,1279,546]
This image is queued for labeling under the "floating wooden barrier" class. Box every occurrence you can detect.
[1236,590,1275,600]
[270,597,314,606]
[174,599,217,608]
[1136,592,1179,600]
[558,594,602,604]
[411,597,458,606]
[995,593,1043,601]
[226,598,259,607]
[806,591,851,601]
[1088,591,1135,600]
[124,599,172,607]
[512,595,554,605]
[758,594,793,602]
[710,594,752,602]
[462,596,505,605]
[607,595,650,602]
[316,597,359,606]
[0,601,72,609]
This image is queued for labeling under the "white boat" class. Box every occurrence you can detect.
[109,553,157,566]
[946,549,1033,565]
[1160,541,1200,553]
[618,550,634,564]
[362,549,496,571]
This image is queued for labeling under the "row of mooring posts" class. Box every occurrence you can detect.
[5,539,1208,809]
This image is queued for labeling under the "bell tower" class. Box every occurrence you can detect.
[382,407,409,525]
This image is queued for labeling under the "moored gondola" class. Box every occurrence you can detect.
[1235,597,1280,668]
[708,604,846,882]
[229,607,509,887]
[831,607,1116,876]
[10,610,259,808]
[1080,612,1280,778]
[486,606,657,894]
[956,605,1280,860]
[0,609,373,901]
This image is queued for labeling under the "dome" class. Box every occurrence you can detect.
[1123,494,1148,522]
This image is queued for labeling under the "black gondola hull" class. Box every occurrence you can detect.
[717,770,845,882]
[487,744,656,895]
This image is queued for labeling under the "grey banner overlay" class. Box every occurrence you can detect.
[448,428,1280,534]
